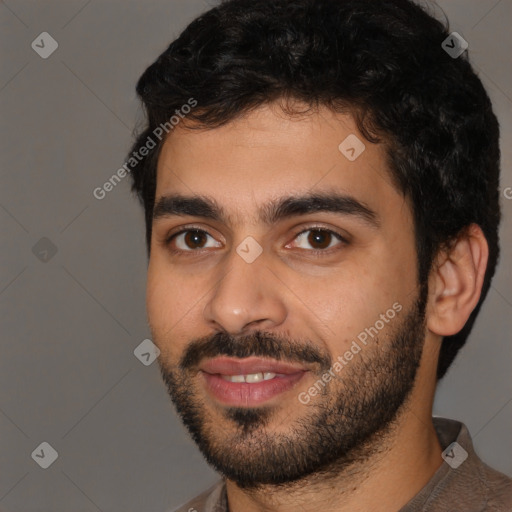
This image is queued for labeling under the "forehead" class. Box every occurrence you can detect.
[154,103,405,223]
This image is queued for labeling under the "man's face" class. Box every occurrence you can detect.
[147,103,427,486]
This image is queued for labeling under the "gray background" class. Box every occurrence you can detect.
[0,1,510,511]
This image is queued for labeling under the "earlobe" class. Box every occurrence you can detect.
[426,224,489,336]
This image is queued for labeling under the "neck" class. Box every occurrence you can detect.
[225,401,443,512]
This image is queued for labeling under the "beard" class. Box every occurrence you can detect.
[157,285,427,490]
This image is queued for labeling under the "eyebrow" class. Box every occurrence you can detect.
[152,192,380,229]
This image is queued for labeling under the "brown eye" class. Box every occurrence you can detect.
[184,230,208,249]
[290,228,345,251]
[169,229,222,252]
[307,229,333,249]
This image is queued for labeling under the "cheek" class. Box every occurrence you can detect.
[146,259,168,324]
[298,247,416,348]
[146,258,209,353]
[276,266,373,353]
[146,260,189,337]
[316,277,376,345]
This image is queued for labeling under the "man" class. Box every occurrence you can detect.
[128,0,512,510]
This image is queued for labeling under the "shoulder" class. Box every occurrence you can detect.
[171,480,226,512]
[477,461,512,511]
[424,417,512,511]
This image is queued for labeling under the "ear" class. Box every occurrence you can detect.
[426,224,489,336]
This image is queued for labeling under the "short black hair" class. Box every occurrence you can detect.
[128,0,501,380]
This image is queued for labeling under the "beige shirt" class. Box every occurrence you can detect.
[173,417,512,512]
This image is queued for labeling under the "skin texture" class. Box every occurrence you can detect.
[146,102,489,512]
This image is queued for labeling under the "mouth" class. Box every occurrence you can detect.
[198,356,309,406]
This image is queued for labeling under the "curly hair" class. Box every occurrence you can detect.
[128,0,501,379]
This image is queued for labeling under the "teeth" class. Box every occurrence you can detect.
[221,372,277,383]
[245,372,263,383]
[228,375,245,383]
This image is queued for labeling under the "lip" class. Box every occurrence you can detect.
[199,356,308,406]
[199,356,308,376]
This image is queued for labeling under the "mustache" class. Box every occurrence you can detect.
[179,330,332,371]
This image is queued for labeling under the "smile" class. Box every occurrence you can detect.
[220,372,281,383]
[198,356,309,406]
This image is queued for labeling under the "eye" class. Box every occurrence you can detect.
[167,229,222,252]
[288,228,345,251]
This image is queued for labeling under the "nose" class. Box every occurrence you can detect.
[202,247,287,335]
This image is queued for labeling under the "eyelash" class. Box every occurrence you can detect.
[164,225,348,257]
